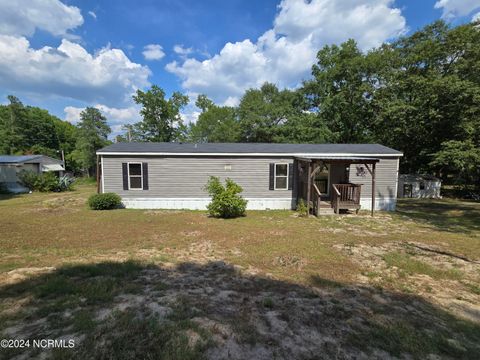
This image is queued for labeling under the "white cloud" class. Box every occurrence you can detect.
[64,106,83,124]
[142,44,165,60]
[0,0,83,37]
[435,0,480,19]
[223,96,240,107]
[173,44,194,58]
[181,108,201,125]
[0,35,151,107]
[64,104,141,135]
[95,104,141,124]
[472,11,480,21]
[88,11,97,20]
[166,0,406,104]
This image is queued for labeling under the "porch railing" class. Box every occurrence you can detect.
[312,183,322,216]
[332,183,362,214]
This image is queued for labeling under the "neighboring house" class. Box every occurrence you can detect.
[0,155,65,193]
[97,143,403,215]
[397,174,441,199]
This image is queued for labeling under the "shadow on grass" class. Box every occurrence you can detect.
[396,198,480,234]
[0,192,20,202]
[0,260,479,359]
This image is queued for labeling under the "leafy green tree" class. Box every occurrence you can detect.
[0,96,78,165]
[188,95,240,143]
[73,107,111,176]
[302,20,480,188]
[430,140,480,189]
[133,85,189,142]
[304,40,377,143]
[372,21,480,173]
[238,83,284,142]
[23,107,59,151]
[238,83,331,143]
[115,124,144,143]
[0,96,28,154]
[195,94,215,112]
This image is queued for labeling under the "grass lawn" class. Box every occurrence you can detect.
[0,184,479,359]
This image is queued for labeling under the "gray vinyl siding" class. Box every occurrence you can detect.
[0,165,17,182]
[349,158,399,199]
[102,156,294,198]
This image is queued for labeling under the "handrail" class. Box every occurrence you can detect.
[311,183,322,216]
[332,184,341,196]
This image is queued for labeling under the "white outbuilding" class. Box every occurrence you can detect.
[397,174,441,198]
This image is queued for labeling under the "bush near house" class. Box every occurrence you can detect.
[88,193,122,210]
[18,171,74,192]
[204,176,247,218]
[296,199,308,217]
[0,182,10,194]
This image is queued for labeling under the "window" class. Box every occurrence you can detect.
[274,163,288,190]
[419,181,425,190]
[128,163,143,190]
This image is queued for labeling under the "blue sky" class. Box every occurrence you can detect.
[0,0,479,135]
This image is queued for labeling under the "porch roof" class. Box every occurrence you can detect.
[295,156,380,164]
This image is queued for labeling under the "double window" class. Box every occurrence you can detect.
[274,163,289,190]
[128,163,143,190]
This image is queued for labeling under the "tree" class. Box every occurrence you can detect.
[238,83,331,143]
[371,21,480,173]
[73,107,111,176]
[303,40,377,143]
[430,140,480,190]
[0,96,78,165]
[0,96,28,154]
[301,20,480,187]
[238,83,285,142]
[133,85,189,142]
[115,124,144,143]
[188,95,240,143]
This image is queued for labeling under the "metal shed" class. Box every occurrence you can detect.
[397,174,441,199]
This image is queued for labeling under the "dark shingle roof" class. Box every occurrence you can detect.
[98,142,402,156]
[0,155,42,163]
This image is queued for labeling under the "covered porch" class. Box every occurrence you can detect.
[295,156,379,216]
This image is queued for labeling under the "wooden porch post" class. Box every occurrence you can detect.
[306,162,312,217]
[371,162,376,217]
[96,155,101,194]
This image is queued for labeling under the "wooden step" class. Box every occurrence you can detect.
[318,200,332,208]
[317,207,335,215]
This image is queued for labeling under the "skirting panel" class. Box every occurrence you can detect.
[121,197,396,211]
[359,197,397,211]
[121,197,294,210]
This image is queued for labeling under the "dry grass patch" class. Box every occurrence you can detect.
[1,185,480,358]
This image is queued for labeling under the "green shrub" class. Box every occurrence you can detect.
[18,171,57,192]
[296,199,308,217]
[0,182,11,194]
[204,176,247,218]
[88,193,122,210]
[18,171,74,192]
[18,170,39,190]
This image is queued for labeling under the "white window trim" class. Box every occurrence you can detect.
[127,162,143,190]
[274,163,289,190]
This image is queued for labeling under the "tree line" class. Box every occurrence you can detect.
[0,20,478,188]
